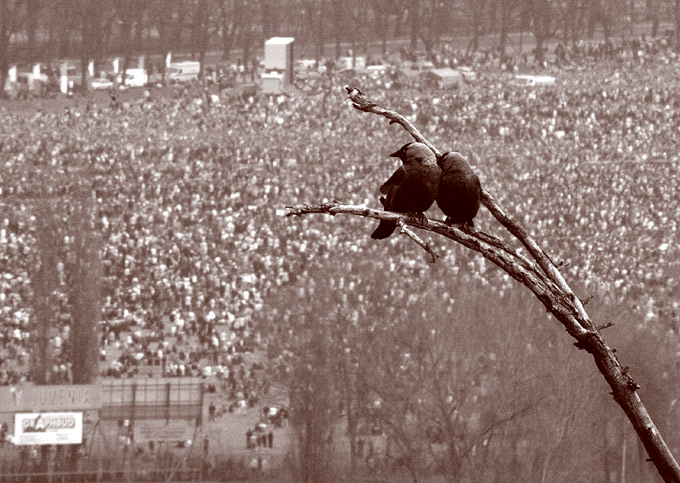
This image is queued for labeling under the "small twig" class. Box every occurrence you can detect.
[597,321,615,331]
[345,86,441,158]
[397,219,439,264]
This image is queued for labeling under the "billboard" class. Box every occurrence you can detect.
[14,412,83,445]
[0,385,102,412]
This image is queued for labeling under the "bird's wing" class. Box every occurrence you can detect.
[379,166,405,195]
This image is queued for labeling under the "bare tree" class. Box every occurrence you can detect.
[461,0,488,52]
[188,0,219,79]
[30,201,62,385]
[498,0,523,65]
[114,0,149,82]
[271,275,343,483]
[0,0,24,98]
[586,0,624,43]
[370,0,399,55]
[552,0,589,47]
[259,0,280,40]
[63,192,102,385]
[287,327,340,483]
[525,0,555,62]
[330,0,345,58]
[404,0,457,58]
[286,88,680,482]
[675,0,680,52]
[299,0,328,62]
[148,0,182,81]
[70,0,116,91]
[363,320,437,483]
[234,0,262,77]
[647,0,660,37]
[24,0,43,61]
[48,0,75,59]
[218,0,241,61]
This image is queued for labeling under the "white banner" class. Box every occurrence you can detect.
[14,412,83,445]
[0,384,102,412]
[134,420,194,443]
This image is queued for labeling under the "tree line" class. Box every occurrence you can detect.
[0,0,677,90]
[262,258,680,482]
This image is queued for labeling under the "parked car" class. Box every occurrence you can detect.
[512,74,556,86]
[91,77,114,90]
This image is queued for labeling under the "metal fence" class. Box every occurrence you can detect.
[0,467,202,483]
[100,378,203,422]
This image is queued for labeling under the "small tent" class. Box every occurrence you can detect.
[422,68,463,88]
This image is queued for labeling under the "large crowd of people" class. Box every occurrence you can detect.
[0,35,679,393]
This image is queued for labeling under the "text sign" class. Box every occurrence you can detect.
[14,412,83,445]
[0,385,102,412]
[133,420,194,443]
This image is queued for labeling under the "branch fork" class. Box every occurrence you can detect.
[285,86,680,482]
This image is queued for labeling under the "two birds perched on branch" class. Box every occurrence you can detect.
[371,142,482,239]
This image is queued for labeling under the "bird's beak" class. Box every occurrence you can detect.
[389,150,401,158]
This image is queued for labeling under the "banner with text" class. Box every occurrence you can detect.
[0,385,101,412]
[14,412,83,445]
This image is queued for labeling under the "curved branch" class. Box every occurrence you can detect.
[287,202,544,282]
[346,86,442,158]
[347,85,590,327]
[287,89,680,482]
[288,90,680,482]
[396,220,439,264]
[285,202,586,339]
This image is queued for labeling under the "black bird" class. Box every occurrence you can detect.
[436,151,482,227]
[371,142,441,239]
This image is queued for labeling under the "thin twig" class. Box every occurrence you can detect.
[345,86,441,158]
[397,219,439,264]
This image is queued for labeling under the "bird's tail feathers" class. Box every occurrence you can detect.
[371,220,397,239]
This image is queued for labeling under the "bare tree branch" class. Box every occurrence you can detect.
[396,219,439,264]
[346,86,441,157]
[287,89,680,482]
[285,201,586,338]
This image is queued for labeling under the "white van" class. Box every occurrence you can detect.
[512,74,556,87]
[167,61,200,83]
[119,68,148,88]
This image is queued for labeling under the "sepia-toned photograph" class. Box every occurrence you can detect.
[1,1,679,482]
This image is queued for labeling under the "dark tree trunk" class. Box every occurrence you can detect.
[332,0,342,58]
[499,0,510,65]
[409,0,419,50]
[675,0,680,52]
[26,0,41,62]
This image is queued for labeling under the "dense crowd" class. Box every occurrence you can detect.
[1,35,679,389]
